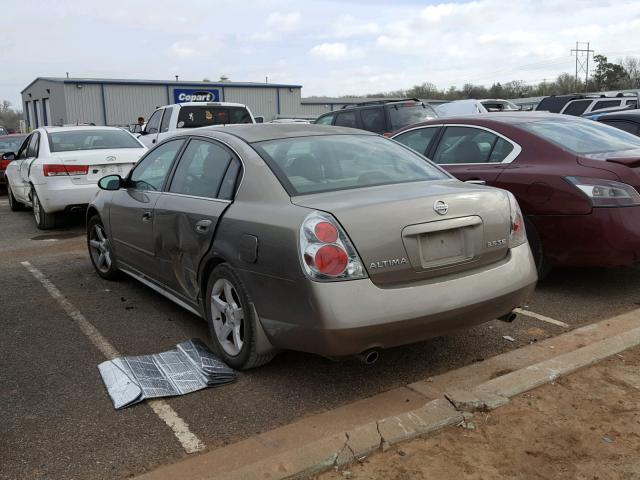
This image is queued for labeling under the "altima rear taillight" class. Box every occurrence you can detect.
[299,211,367,281]
[565,176,640,207]
[43,164,89,176]
[507,192,527,247]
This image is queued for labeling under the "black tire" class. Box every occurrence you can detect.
[525,217,551,280]
[31,187,57,230]
[7,182,24,211]
[205,264,275,369]
[87,215,120,280]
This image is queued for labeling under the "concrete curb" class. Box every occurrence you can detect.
[218,325,640,480]
[134,310,640,480]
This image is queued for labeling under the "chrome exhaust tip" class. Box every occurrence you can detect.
[356,349,380,365]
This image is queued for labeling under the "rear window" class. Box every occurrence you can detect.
[0,135,27,154]
[252,134,449,195]
[388,102,438,131]
[177,106,252,128]
[520,118,640,154]
[48,130,142,152]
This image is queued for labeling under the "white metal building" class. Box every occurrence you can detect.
[21,77,305,128]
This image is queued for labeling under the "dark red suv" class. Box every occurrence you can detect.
[392,112,640,275]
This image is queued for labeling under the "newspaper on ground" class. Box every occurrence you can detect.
[98,338,236,409]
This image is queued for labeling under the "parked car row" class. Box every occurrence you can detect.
[4,96,640,371]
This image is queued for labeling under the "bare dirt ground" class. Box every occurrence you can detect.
[319,347,640,480]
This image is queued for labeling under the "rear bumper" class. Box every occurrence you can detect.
[258,243,537,357]
[533,206,640,267]
[33,179,99,213]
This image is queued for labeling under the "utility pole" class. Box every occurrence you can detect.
[571,41,594,92]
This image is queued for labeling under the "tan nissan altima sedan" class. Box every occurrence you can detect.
[87,124,537,369]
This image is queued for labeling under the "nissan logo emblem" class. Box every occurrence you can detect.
[434,200,448,215]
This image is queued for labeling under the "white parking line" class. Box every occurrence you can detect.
[21,261,206,454]
[514,307,571,328]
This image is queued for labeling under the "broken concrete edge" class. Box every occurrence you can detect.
[217,324,640,480]
[215,399,463,480]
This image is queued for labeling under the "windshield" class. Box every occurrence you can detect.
[520,118,640,155]
[49,130,142,152]
[177,106,252,128]
[388,102,439,131]
[253,134,449,195]
[0,135,27,154]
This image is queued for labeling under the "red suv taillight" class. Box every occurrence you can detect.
[299,211,367,281]
[43,164,89,176]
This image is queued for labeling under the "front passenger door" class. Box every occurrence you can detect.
[153,138,241,300]
[6,134,32,202]
[109,138,185,274]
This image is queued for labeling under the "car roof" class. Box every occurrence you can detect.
[392,112,582,135]
[596,109,640,121]
[42,126,128,133]
[174,102,248,108]
[189,124,376,143]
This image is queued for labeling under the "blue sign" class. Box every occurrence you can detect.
[173,88,220,103]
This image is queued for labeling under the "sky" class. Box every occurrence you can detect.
[2,0,640,107]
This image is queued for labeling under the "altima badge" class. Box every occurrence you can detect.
[434,200,448,215]
[370,258,408,269]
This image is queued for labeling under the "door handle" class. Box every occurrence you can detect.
[195,219,212,233]
[152,139,156,144]
[142,211,152,222]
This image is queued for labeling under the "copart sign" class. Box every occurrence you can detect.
[174,88,221,103]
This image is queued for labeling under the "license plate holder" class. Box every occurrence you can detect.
[418,228,471,267]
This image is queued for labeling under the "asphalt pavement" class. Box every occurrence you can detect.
[2,197,640,480]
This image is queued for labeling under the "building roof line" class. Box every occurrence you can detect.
[21,77,302,94]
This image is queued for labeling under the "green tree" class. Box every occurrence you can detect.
[0,101,23,131]
[592,54,627,90]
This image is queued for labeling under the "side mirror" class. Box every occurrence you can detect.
[1,152,16,161]
[254,116,264,124]
[98,174,123,191]
[139,129,148,135]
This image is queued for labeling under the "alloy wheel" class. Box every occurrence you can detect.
[210,279,245,356]
[89,224,113,273]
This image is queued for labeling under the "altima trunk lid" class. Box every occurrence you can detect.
[292,180,512,286]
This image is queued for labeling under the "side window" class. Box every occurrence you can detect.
[432,127,498,164]
[17,135,32,159]
[145,109,163,134]
[27,133,40,157]
[129,139,184,191]
[334,111,358,128]
[160,107,174,133]
[315,113,335,125]
[626,99,637,107]
[360,108,385,133]
[488,137,515,163]
[562,100,591,116]
[169,139,239,199]
[393,127,440,156]
[592,100,622,111]
[601,120,639,135]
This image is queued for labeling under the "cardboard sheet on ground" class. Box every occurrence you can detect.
[98,339,236,409]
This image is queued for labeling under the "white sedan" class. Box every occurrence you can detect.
[3,126,146,229]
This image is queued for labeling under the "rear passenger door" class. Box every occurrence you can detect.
[427,126,519,184]
[153,137,242,300]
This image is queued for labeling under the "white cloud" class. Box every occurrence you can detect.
[308,42,365,60]
[168,42,198,59]
[266,12,301,32]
